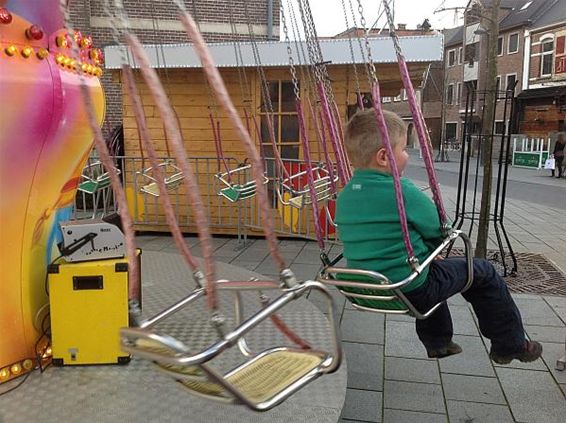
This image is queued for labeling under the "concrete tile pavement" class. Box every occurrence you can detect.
[137,230,566,423]
[133,161,566,422]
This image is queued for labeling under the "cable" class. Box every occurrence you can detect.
[0,373,31,397]
[44,254,62,296]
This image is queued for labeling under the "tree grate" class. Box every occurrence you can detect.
[450,250,566,297]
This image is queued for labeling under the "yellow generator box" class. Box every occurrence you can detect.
[48,252,140,365]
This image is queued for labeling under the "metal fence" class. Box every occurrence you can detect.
[72,156,340,247]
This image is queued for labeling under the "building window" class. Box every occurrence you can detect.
[445,122,458,141]
[402,89,408,101]
[458,47,463,64]
[495,75,501,93]
[541,38,554,77]
[508,33,519,54]
[448,49,456,67]
[446,84,455,105]
[465,43,478,66]
[497,36,504,56]
[382,97,392,103]
[456,82,462,106]
[494,121,506,135]
[260,80,300,203]
[506,74,517,92]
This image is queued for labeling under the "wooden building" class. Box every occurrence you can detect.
[104,35,443,236]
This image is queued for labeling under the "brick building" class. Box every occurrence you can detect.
[516,0,566,138]
[431,0,566,149]
[69,0,280,136]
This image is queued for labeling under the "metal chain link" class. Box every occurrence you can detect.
[340,0,362,99]
[280,3,300,100]
[382,0,405,60]
[356,0,377,84]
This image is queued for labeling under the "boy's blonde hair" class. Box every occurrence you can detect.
[345,109,407,168]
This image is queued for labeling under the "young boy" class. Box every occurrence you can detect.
[336,109,542,363]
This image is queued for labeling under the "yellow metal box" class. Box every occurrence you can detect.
[48,252,140,365]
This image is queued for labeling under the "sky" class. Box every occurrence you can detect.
[290,0,469,37]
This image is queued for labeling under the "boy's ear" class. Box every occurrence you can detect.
[375,148,388,167]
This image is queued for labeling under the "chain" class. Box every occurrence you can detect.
[340,0,362,99]
[299,0,338,107]
[280,3,300,100]
[356,0,377,84]
[287,0,315,100]
[243,0,276,118]
[382,0,405,59]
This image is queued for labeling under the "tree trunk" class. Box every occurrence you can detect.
[475,0,501,258]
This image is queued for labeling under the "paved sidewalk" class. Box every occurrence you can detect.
[137,230,566,423]
[407,148,566,273]
[132,151,566,422]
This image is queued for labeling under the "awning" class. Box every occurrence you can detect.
[104,34,444,70]
[517,85,566,100]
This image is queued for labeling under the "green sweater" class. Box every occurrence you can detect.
[335,168,445,292]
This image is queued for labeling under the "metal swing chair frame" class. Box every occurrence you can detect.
[77,160,121,218]
[276,163,339,210]
[318,230,474,318]
[120,277,342,411]
[215,161,269,203]
[138,159,184,197]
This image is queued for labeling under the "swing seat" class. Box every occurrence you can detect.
[120,280,342,411]
[318,230,474,319]
[215,164,268,203]
[287,176,335,209]
[78,162,118,194]
[219,180,257,202]
[278,165,338,210]
[138,162,184,197]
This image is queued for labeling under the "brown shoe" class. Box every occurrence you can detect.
[490,341,542,365]
[427,341,462,359]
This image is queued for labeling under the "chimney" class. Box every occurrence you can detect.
[398,23,407,30]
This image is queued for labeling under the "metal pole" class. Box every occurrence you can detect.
[267,0,274,40]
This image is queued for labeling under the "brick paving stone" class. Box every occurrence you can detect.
[343,343,384,391]
[438,335,495,377]
[384,357,441,384]
[383,409,447,423]
[341,310,385,345]
[513,296,565,327]
[383,380,445,414]
[524,325,566,344]
[540,342,566,384]
[441,374,506,405]
[496,368,566,423]
[340,389,382,422]
[446,401,515,423]
[384,321,431,360]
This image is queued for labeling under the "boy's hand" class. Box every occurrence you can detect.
[434,254,444,261]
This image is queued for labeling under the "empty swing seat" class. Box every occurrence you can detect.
[121,280,342,411]
[178,349,326,404]
[138,161,184,197]
[219,180,258,202]
[278,166,339,210]
[287,176,335,209]
[215,164,268,202]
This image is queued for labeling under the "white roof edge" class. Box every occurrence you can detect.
[104,35,444,70]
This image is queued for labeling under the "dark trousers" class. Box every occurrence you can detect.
[404,257,526,356]
[552,156,564,177]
